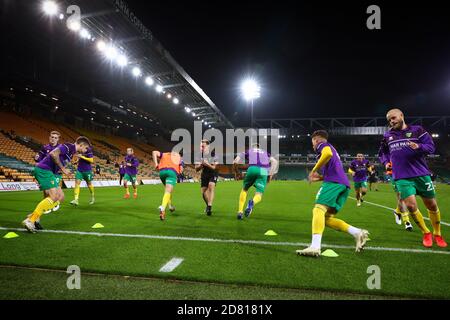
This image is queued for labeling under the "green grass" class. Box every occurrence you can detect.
[0,181,449,299]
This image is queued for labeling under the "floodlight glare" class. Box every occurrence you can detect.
[173,98,179,104]
[80,28,91,40]
[68,21,81,32]
[156,85,163,93]
[59,13,64,20]
[145,77,154,86]
[185,107,191,113]
[132,67,142,77]
[105,46,118,60]
[116,54,128,67]
[97,40,106,52]
[167,93,172,99]
[43,1,58,16]
[241,79,261,101]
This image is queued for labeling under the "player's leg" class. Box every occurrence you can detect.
[205,181,216,216]
[354,183,361,206]
[71,178,82,206]
[417,176,447,247]
[123,174,130,199]
[132,176,138,198]
[23,187,59,233]
[159,170,176,220]
[324,186,369,252]
[396,195,412,231]
[244,168,267,218]
[237,168,257,219]
[401,188,432,247]
[360,182,367,201]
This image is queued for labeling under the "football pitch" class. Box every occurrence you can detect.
[0,181,449,300]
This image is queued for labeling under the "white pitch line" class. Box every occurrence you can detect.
[348,197,450,227]
[159,257,184,273]
[1,227,449,255]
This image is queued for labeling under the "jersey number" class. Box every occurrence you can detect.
[425,182,434,192]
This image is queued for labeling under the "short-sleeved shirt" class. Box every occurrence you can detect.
[124,155,139,176]
[316,142,350,188]
[77,147,94,172]
[350,159,370,182]
[240,148,270,168]
[196,151,218,177]
[158,152,183,175]
[37,143,76,174]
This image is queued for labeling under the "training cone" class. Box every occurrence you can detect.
[264,230,278,236]
[3,232,19,239]
[321,249,339,257]
[91,223,104,229]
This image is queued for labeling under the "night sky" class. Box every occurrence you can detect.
[126,0,450,126]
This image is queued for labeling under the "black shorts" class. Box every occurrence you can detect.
[201,174,218,188]
[368,176,378,183]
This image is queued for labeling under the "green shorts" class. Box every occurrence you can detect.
[123,173,137,184]
[243,166,268,193]
[354,181,368,189]
[33,167,59,191]
[159,169,178,186]
[395,175,435,200]
[54,174,62,186]
[391,179,398,193]
[75,170,93,182]
[315,182,350,213]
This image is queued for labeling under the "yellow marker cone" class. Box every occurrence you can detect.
[3,232,19,239]
[264,230,278,236]
[91,223,104,229]
[321,249,339,257]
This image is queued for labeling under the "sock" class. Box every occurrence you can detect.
[88,185,95,198]
[133,186,137,195]
[252,194,262,205]
[401,213,410,224]
[168,194,174,209]
[311,234,322,249]
[124,184,130,195]
[312,206,326,235]
[410,210,431,234]
[395,205,402,214]
[427,208,441,236]
[347,226,361,237]
[74,185,80,200]
[161,192,171,211]
[29,197,55,222]
[325,216,352,234]
[238,190,247,213]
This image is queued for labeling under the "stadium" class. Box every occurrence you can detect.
[0,0,449,303]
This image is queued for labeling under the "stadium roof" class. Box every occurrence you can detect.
[68,0,234,129]
[4,0,234,131]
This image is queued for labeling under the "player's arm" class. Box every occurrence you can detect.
[152,151,160,168]
[378,138,390,167]
[311,146,332,173]
[50,148,70,175]
[348,168,355,176]
[232,155,242,180]
[267,156,279,183]
[35,146,46,162]
[78,155,94,163]
[412,131,435,154]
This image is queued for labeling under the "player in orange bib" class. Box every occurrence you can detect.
[152,150,184,220]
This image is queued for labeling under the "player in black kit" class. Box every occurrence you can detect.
[195,139,219,216]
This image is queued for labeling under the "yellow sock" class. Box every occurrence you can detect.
[133,186,137,195]
[168,194,173,208]
[125,185,130,195]
[325,216,351,232]
[401,213,410,224]
[427,208,441,236]
[395,205,402,214]
[312,206,326,234]
[238,190,247,213]
[253,194,262,205]
[410,210,430,234]
[88,185,95,197]
[29,197,55,222]
[161,192,171,210]
[74,185,80,200]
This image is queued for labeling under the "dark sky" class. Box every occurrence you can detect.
[125,0,450,126]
